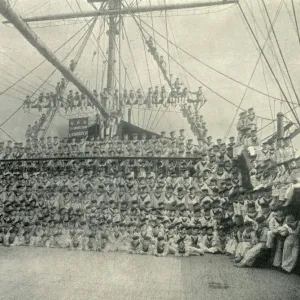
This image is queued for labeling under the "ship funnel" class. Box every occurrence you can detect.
[277,112,284,139]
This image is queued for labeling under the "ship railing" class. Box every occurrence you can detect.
[0,156,202,162]
[0,156,203,176]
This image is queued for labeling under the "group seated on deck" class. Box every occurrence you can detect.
[0,152,299,273]
[2,130,237,159]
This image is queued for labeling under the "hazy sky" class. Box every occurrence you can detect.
[0,0,300,146]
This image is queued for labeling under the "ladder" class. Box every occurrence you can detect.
[32,83,69,139]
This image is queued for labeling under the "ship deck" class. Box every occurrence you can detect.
[0,247,300,300]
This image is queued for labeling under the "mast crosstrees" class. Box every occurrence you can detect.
[2,1,239,24]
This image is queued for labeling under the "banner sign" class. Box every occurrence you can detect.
[69,117,89,138]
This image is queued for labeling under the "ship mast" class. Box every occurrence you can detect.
[107,0,121,91]
[0,0,238,118]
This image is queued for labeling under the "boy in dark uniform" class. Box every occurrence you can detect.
[140,235,153,255]
[175,237,189,257]
[189,226,205,255]
[202,225,219,253]
[153,235,169,257]
[159,131,168,148]
[128,233,141,254]
[216,226,230,254]
[177,129,186,145]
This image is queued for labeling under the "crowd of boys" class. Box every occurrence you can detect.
[1,102,300,273]
[2,130,237,159]
[0,143,299,273]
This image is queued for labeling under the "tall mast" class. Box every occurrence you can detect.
[107,0,121,90]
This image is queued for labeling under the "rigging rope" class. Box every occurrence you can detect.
[23,0,52,17]
[163,0,171,78]
[146,2,176,131]
[0,72,47,96]
[0,74,70,108]
[168,18,190,91]
[138,17,298,106]
[74,0,124,93]
[138,20,273,124]
[0,19,92,100]
[0,86,25,102]
[123,24,147,127]
[42,17,100,137]
[67,0,125,112]
[283,0,298,34]
[88,0,98,10]
[147,15,189,132]
[118,17,122,114]
[257,118,276,134]
[223,42,270,140]
[0,66,53,95]
[0,79,34,98]
[261,49,275,129]
[146,16,179,131]
[148,0,162,86]
[150,105,172,132]
[122,6,174,131]
[252,0,287,131]
[132,15,168,130]
[0,52,54,89]
[66,0,100,53]
[95,21,105,90]
[223,0,282,139]
[34,29,94,138]
[261,0,300,107]
[255,0,299,122]
[0,19,94,130]
[135,0,152,88]
[109,37,128,93]
[134,0,153,128]
[0,127,16,142]
[123,3,164,131]
[291,0,300,47]
[112,34,138,129]
[238,2,300,125]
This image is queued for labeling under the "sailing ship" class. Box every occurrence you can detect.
[0,0,300,146]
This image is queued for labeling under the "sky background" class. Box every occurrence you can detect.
[0,0,300,146]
